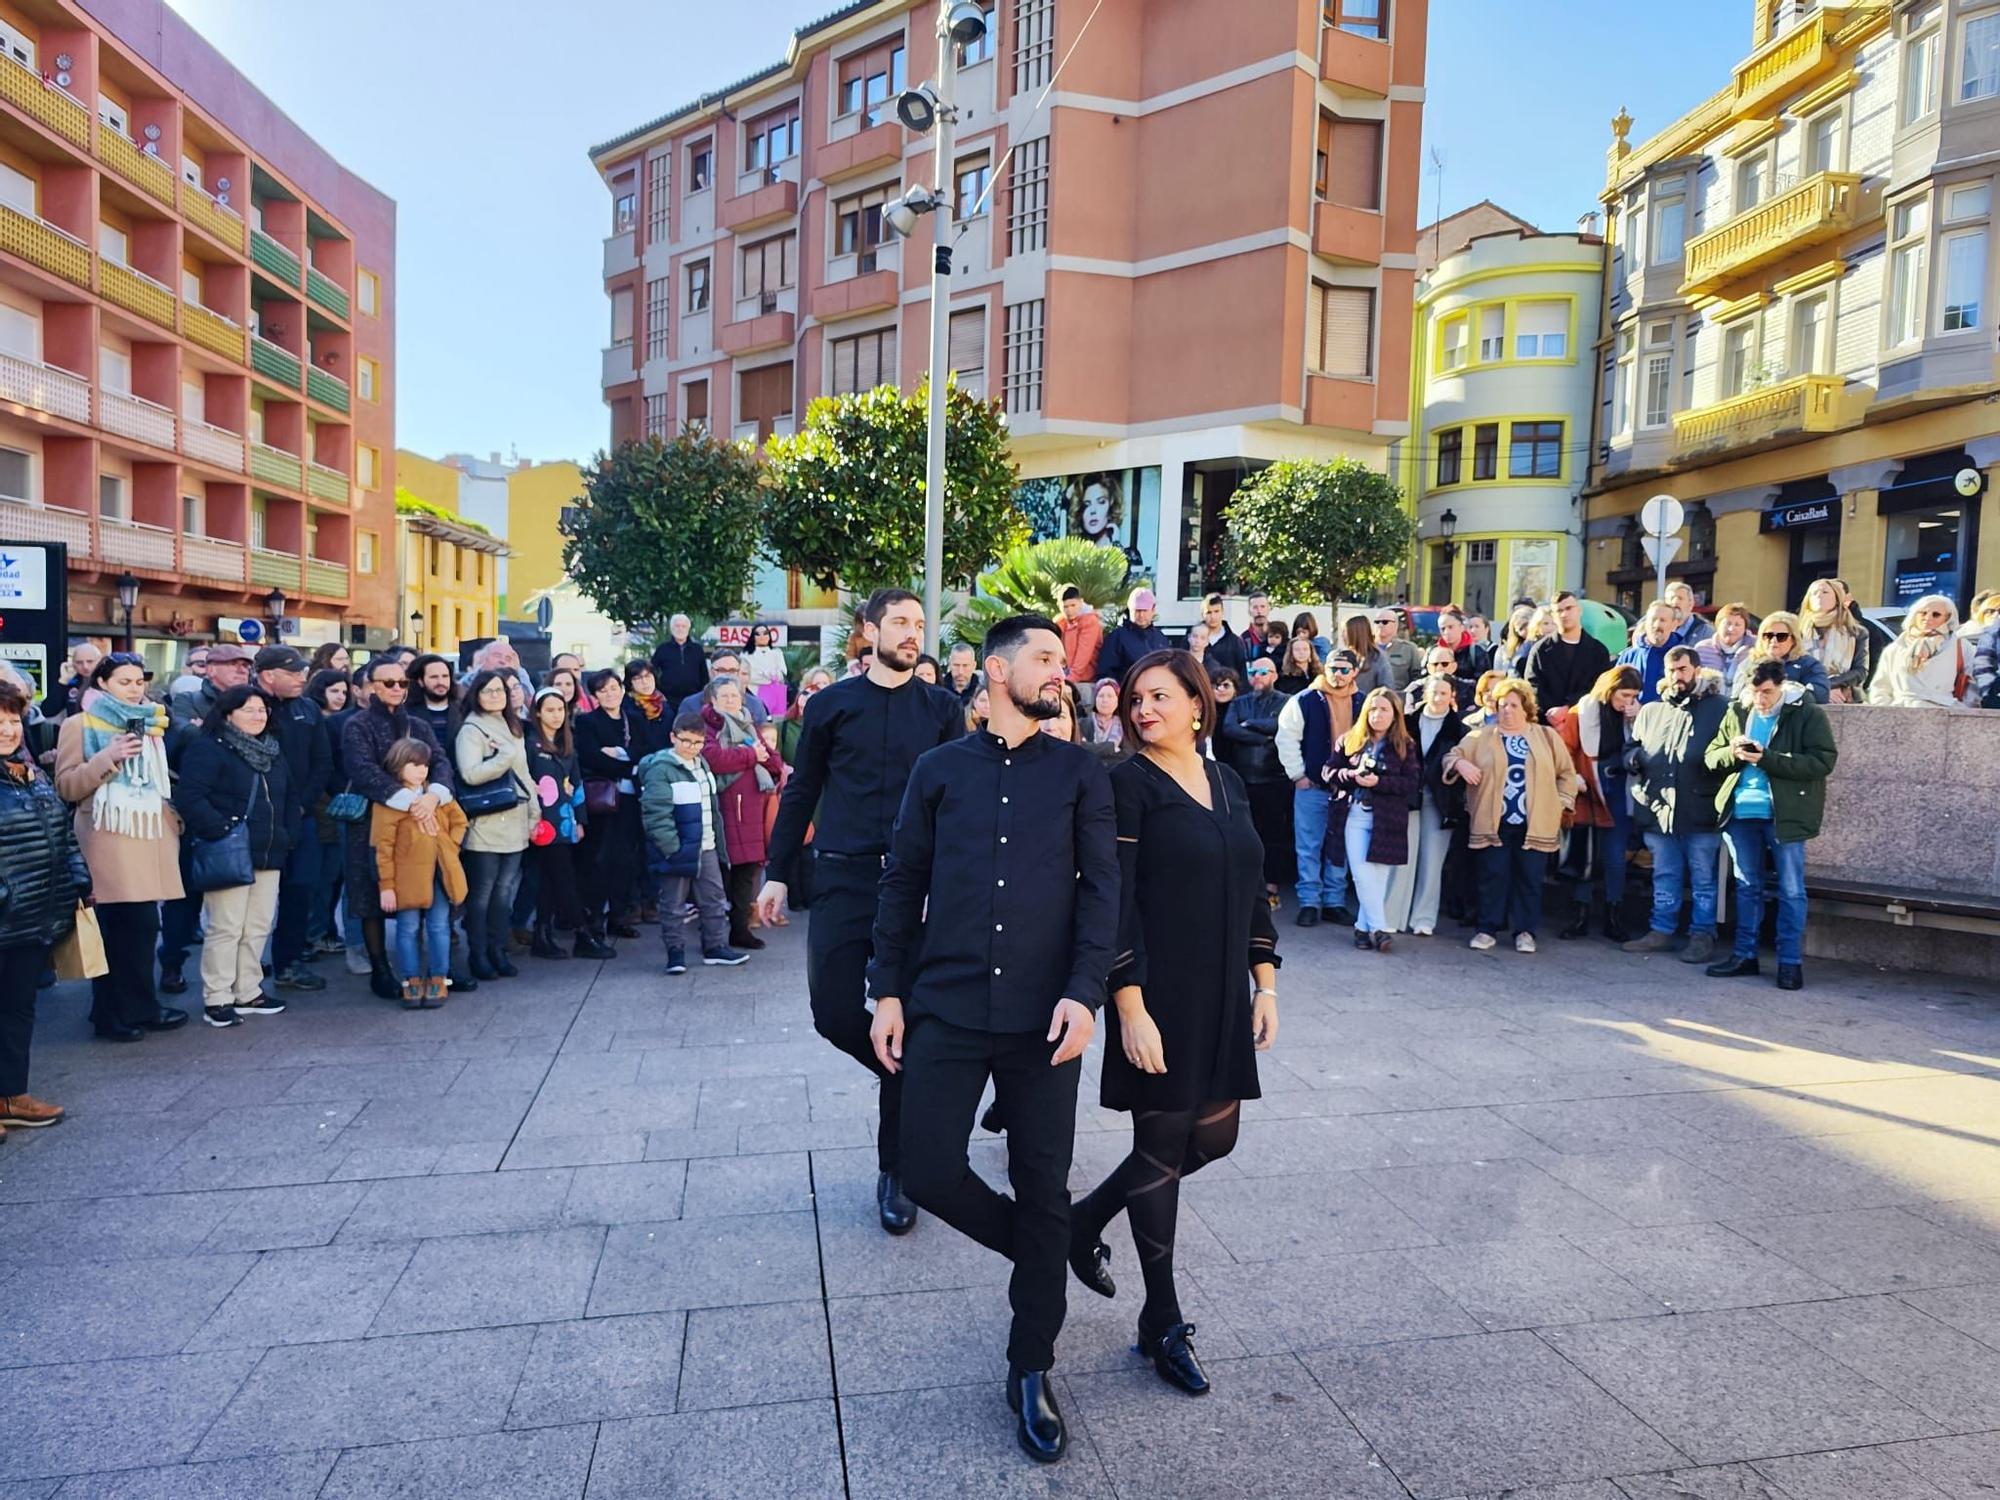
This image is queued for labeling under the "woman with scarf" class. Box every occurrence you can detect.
[173,686,294,1028]
[574,668,645,946]
[54,652,187,1041]
[1871,594,1974,708]
[701,675,782,952]
[745,623,789,718]
[1798,578,1871,704]
[455,669,537,979]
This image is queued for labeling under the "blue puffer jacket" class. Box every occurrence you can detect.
[636,748,729,877]
[0,753,89,950]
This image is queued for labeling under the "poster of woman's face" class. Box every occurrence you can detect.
[1068,474,1123,542]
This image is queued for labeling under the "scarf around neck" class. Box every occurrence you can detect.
[80,687,172,837]
[222,723,281,774]
[714,705,775,792]
[633,690,666,721]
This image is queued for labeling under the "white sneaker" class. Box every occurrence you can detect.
[1515,932,1537,954]
[344,949,370,976]
[1469,932,1496,951]
[1412,925,1434,938]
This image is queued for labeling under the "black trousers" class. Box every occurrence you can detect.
[1476,821,1547,939]
[899,1014,1082,1372]
[725,862,759,942]
[531,839,590,930]
[807,853,902,1172]
[93,900,161,1028]
[0,943,44,1095]
[1245,777,1294,888]
[270,816,317,972]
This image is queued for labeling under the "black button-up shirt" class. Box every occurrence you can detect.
[868,727,1119,1033]
[765,673,964,886]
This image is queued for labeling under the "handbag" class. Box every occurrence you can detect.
[460,773,525,819]
[187,785,258,893]
[51,903,108,980]
[326,789,369,823]
[583,778,620,817]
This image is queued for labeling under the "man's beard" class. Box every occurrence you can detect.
[876,638,921,672]
[1010,679,1063,721]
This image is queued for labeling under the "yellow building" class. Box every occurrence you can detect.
[1586,0,2000,617]
[393,448,506,654]
[504,460,584,621]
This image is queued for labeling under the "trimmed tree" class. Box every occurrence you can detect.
[1223,458,1414,606]
[561,433,765,629]
[761,379,1026,596]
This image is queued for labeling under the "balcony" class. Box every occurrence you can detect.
[0,53,89,148]
[718,177,799,234]
[98,259,177,330]
[306,364,349,413]
[250,227,301,286]
[1672,372,1851,457]
[181,188,244,252]
[97,516,177,571]
[808,266,899,323]
[250,441,303,491]
[183,301,246,363]
[602,342,635,388]
[0,495,90,549]
[602,230,638,279]
[1681,172,1861,297]
[1732,9,1837,119]
[250,546,302,590]
[181,534,246,584]
[1312,201,1385,265]
[251,335,302,388]
[182,419,246,472]
[98,387,176,450]
[94,129,176,207]
[0,203,90,287]
[1319,25,1391,97]
[305,266,349,320]
[1305,374,1377,434]
[0,351,89,423]
[306,461,350,503]
[814,120,902,185]
[305,557,350,597]
[719,307,796,357]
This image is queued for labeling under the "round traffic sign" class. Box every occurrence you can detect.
[1640,494,1685,538]
[237,619,263,644]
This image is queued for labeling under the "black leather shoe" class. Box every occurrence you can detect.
[158,967,186,995]
[1068,1236,1115,1298]
[980,1101,1005,1134]
[1776,964,1804,991]
[1603,910,1634,944]
[468,956,497,982]
[877,1171,916,1234]
[1144,1322,1211,1395]
[1558,907,1591,940]
[1006,1366,1067,1464]
[1323,906,1354,926]
[490,952,519,978]
[451,972,479,994]
[369,958,399,1001]
[1706,954,1761,978]
[1294,906,1320,928]
[93,1023,144,1043]
[530,925,569,960]
[574,932,615,960]
[142,1008,189,1032]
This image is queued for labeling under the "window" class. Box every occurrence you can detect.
[180,378,202,422]
[0,20,33,68]
[643,392,667,440]
[834,184,891,263]
[1941,226,1986,330]
[1960,10,2000,101]
[1790,293,1828,375]
[0,446,30,501]
[830,327,896,395]
[1904,7,1943,123]
[1435,427,1462,487]
[837,39,905,126]
[1006,137,1050,254]
[610,287,634,347]
[1313,285,1374,377]
[686,259,710,313]
[357,444,379,489]
[1650,194,1686,266]
[1439,314,1467,371]
[1735,152,1767,215]
[646,153,671,240]
[357,268,379,317]
[949,306,986,398]
[357,530,376,574]
[1471,422,1499,481]
[1015,0,1054,91]
[1803,109,1841,176]
[740,234,796,309]
[738,362,793,443]
[1003,299,1044,414]
[954,3,994,66]
[181,266,201,304]
[357,356,379,402]
[1513,301,1568,359]
[1641,324,1674,429]
[98,473,127,521]
[684,378,708,431]
[1507,421,1562,479]
[251,498,267,549]
[97,94,127,137]
[1889,196,1930,344]
[1721,321,1755,396]
[182,492,202,536]
[645,277,669,358]
[955,154,991,220]
[99,347,130,393]
[1612,328,1633,437]
[1948,182,1994,221]
[1320,117,1383,210]
[1328,0,1387,39]
[687,140,712,194]
[1477,305,1504,362]
[613,192,636,232]
[97,222,127,265]
[743,105,800,176]
[0,160,32,218]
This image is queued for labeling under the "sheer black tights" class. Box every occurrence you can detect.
[1073,1101,1241,1337]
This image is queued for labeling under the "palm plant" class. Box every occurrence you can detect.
[949,538,1141,647]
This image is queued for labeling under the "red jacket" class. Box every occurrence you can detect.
[701,707,781,866]
[1061,610,1103,682]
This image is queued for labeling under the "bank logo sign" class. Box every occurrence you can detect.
[0,545,47,610]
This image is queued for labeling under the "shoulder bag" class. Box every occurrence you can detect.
[188,783,258,892]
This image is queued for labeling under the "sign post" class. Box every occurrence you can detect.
[0,540,68,705]
[1639,494,1685,605]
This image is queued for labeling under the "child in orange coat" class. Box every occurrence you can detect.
[370,737,469,1008]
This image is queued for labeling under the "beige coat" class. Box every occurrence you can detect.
[1444,722,1579,853]
[54,713,185,905]
[454,715,537,855]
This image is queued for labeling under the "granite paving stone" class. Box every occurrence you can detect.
[334,1167,576,1241]
[1725,1207,2000,1295]
[1884,1431,2000,1497]
[1188,1248,1481,1352]
[367,1225,606,1334]
[588,1210,822,1315]
[0,1253,255,1365]
[0,1350,262,1481]
[678,1298,833,1409]
[1566,1222,1843,1313]
[1400,1235,1671,1330]
[840,1382,1117,1499]
[1356,1157,1631,1243]
[585,1401,845,1499]
[1180,1168,1438,1260]
[1752,1446,1955,1500]
[41,1452,339,1499]
[316,1424,598,1500]
[1760,1294,2000,1432]
[681,1150,813,1217]
[185,1241,417,1350]
[506,1311,686,1427]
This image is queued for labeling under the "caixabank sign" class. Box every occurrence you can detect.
[0,541,67,700]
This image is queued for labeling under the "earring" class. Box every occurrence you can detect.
[1192,717,1202,732]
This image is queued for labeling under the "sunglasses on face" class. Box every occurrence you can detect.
[375,677,408,688]
[1328,666,1354,676]
[1759,631,1791,642]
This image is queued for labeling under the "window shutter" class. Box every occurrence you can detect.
[832,337,857,395]
[949,308,985,381]
[1306,283,1327,373]
[1327,120,1382,211]
[1322,288,1373,378]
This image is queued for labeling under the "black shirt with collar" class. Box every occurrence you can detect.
[764,671,965,887]
[868,726,1119,1034]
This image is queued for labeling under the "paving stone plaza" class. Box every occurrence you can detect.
[4,921,2000,1498]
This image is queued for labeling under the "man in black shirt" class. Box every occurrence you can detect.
[409,654,458,741]
[1524,590,1612,721]
[650,613,709,704]
[755,588,963,1233]
[868,614,1117,1466]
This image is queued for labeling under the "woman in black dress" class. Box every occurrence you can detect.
[1070,650,1279,1396]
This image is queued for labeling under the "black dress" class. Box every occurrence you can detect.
[1101,754,1280,1112]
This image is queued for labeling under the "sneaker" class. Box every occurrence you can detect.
[1622,929,1677,954]
[315,935,347,955]
[665,949,688,976]
[236,994,287,1016]
[275,965,326,992]
[1515,932,1537,954]
[345,949,372,977]
[1411,925,1434,937]
[702,947,750,967]
[203,1006,242,1028]
[1469,932,1497,951]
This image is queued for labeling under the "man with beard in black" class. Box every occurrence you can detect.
[868,613,1117,1464]
[755,588,963,1232]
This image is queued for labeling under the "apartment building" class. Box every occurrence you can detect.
[1587,0,2000,616]
[589,0,1427,628]
[0,0,393,673]
[395,449,505,658]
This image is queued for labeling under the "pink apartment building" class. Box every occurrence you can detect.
[590,0,1425,625]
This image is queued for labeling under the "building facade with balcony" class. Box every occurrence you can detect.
[0,0,394,673]
[394,462,506,660]
[1401,225,1604,617]
[588,0,1427,631]
[1585,0,2000,618]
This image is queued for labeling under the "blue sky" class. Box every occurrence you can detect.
[165,0,1754,466]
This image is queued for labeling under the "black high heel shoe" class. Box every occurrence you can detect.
[1141,1322,1210,1395]
[1068,1236,1115,1298]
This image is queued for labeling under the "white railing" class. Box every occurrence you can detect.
[182,420,246,472]
[0,494,90,549]
[0,350,89,423]
[98,387,176,449]
[181,534,246,583]
[97,516,176,570]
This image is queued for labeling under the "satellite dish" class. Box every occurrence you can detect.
[53,70,69,87]
[143,123,161,140]
[1954,467,1983,497]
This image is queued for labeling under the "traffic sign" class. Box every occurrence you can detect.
[1640,494,1685,538]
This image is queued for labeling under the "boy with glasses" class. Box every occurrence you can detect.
[637,712,746,973]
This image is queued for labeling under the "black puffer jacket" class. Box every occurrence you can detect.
[0,755,89,949]
[174,735,294,871]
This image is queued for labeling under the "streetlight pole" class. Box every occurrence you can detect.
[920,0,957,650]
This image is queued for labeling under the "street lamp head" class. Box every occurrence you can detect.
[265,586,287,623]
[885,183,944,238]
[895,83,941,135]
[114,572,140,611]
[946,0,988,47]
[1439,508,1457,541]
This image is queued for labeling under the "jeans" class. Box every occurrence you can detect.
[306,837,344,945]
[1383,807,1421,931]
[663,848,730,956]
[1343,802,1392,935]
[1290,786,1349,910]
[1643,828,1722,937]
[1598,767,1632,906]
[1722,819,1807,965]
[462,848,525,965]
[0,942,43,1094]
[512,858,540,929]
[1476,821,1547,939]
[393,876,455,982]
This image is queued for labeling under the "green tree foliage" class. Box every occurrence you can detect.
[951,536,1141,647]
[561,434,764,629]
[1224,458,1414,607]
[762,380,1026,596]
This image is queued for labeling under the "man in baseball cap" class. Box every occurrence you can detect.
[256,643,331,994]
[1097,587,1169,683]
[252,644,309,676]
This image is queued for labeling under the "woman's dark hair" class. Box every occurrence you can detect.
[529,689,574,757]
[203,685,273,738]
[544,666,578,700]
[750,623,772,646]
[0,677,26,719]
[583,667,620,698]
[306,669,348,709]
[1206,662,1242,694]
[622,659,657,691]
[1118,648,1218,749]
[89,651,150,686]
[915,653,940,676]
[462,669,523,736]
[1292,611,1321,641]
[382,736,434,779]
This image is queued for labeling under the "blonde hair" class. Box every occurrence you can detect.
[1752,609,1805,662]
[1471,668,1508,712]
[1526,605,1558,640]
[1340,686,1413,758]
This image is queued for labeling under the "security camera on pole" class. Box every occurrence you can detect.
[884,0,988,650]
[1640,493,1684,604]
